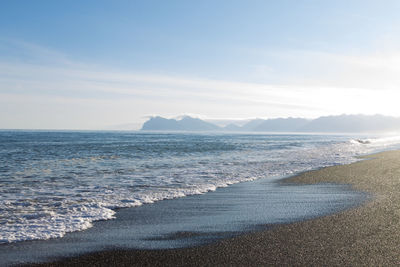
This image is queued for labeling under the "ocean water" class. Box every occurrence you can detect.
[1,131,400,245]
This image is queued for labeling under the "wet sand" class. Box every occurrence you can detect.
[36,150,400,266]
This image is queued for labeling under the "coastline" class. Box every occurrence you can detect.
[31,149,400,266]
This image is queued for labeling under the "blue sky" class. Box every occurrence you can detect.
[1,1,400,129]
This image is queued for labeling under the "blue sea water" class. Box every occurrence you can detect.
[1,130,400,244]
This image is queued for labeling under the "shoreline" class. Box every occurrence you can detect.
[31,149,400,266]
[4,168,363,266]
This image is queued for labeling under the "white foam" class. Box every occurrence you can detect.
[0,203,115,243]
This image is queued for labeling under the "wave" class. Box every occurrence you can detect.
[350,135,400,148]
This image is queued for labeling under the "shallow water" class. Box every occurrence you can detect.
[0,176,368,265]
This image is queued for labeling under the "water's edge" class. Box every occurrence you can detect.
[0,168,369,266]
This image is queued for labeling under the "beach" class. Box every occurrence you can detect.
[33,149,400,266]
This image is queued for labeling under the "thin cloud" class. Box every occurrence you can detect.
[2,39,400,129]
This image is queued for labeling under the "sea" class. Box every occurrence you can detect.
[1,130,400,245]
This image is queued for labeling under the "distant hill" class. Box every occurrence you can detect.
[141,116,220,131]
[141,115,400,133]
[300,114,400,133]
[254,118,310,132]
[223,123,243,131]
[240,119,265,131]
[141,116,182,131]
[177,116,221,131]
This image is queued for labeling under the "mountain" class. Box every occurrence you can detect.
[223,123,243,132]
[141,116,220,131]
[141,115,400,133]
[178,116,221,131]
[254,118,310,132]
[141,116,182,131]
[240,119,265,131]
[300,114,400,133]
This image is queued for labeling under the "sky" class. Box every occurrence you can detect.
[1,0,400,129]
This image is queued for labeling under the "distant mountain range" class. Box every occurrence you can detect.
[141,115,400,133]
